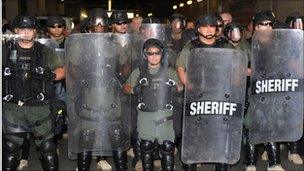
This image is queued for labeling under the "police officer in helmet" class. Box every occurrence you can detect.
[123,38,179,171]
[111,10,130,34]
[176,14,233,171]
[2,14,65,171]
[87,8,109,33]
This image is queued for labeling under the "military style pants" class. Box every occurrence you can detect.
[2,102,58,171]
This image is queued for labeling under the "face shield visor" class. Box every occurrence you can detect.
[229,27,242,42]
[90,17,107,26]
[172,19,183,29]
[292,18,303,30]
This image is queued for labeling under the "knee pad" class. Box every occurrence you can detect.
[39,139,57,153]
[161,141,175,152]
[140,140,154,151]
[3,140,22,154]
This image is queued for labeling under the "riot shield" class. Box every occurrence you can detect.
[181,48,247,164]
[36,38,59,49]
[55,48,65,62]
[66,33,131,159]
[133,24,169,68]
[248,29,303,144]
[139,23,168,43]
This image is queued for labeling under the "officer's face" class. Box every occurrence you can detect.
[91,17,107,33]
[48,23,64,37]
[146,46,162,66]
[113,21,128,34]
[15,28,36,42]
[255,20,273,30]
[171,19,183,31]
[198,24,217,38]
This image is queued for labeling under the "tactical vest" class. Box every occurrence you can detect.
[2,41,55,106]
[137,63,176,112]
[190,37,226,49]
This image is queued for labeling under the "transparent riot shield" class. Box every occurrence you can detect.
[55,48,65,62]
[181,48,248,164]
[248,29,303,144]
[36,38,59,49]
[66,33,131,159]
[133,24,169,68]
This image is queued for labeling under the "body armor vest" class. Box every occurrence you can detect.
[191,37,225,49]
[2,41,55,106]
[137,63,176,112]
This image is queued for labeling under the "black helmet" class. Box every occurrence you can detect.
[111,10,129,24]
[143,38,164,59]
[196,14,218,29]
[223,22,243,38]
[142,17,161,24]
[12,15,37,29]
[170,13,186,28]
[89,8,108,18]
[223,22,243,42]
[286,13,304,29]
[88,8,109,26]
[46,15,66,27]
[253,10,275,26]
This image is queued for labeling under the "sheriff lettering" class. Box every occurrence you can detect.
[254,79,300,94]
[189,101,241,117]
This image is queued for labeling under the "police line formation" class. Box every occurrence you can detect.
[2,8,304,171]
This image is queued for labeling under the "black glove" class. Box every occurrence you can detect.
[32,67,56,81]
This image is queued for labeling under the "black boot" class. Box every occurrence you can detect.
[183,163,197,171]
[131,137,141,167]
[77,151,92,171]
[39,139,58,171]
[160,141,175,171]
[215,163,228,171]
[289,141,300,154]
[2,140,22,171]
[265,142,281,167]
[243,128,258,166]
[140,140,154,171]
[113,150,127,171]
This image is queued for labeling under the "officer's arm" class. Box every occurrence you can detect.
[54,66,66,81]
[177,66,187,86]
[122,69,140,94]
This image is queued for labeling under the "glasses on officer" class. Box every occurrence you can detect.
[115,21,128,25]
[145,51,162,56]
[258,21,273,27]
[49,24,64,28]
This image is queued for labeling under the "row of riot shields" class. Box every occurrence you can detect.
[4,26,302,163]
[181,29,303,165]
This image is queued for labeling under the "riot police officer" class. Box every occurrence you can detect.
[176,14,233,171]
[2,14,65,171]
[245,10,285,171]
[111,10,130,34]
[46,15,67,48]
[123,38,179,171]
[286,13,304,30]
[167,13,186,54]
